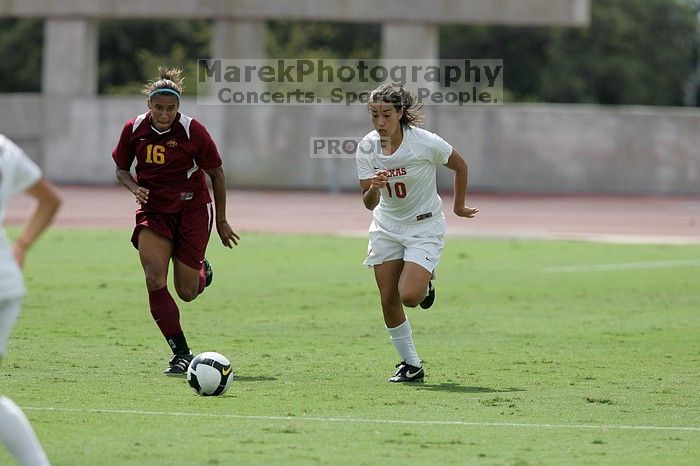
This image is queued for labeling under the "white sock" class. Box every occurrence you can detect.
[0,396,50,466]
[386,319,421,367]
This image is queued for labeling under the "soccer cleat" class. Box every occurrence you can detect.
[163,352,194,376]
[388,361,425,383]
[419,281,435,309]
[203,259,213,287]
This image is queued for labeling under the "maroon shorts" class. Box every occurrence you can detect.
[131,203,213,270]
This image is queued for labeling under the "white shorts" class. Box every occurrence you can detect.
[363,214,446,272]
[0,297,22,358]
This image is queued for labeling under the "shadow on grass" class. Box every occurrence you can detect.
[414,383,525,394]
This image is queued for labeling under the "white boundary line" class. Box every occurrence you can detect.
[23,406,700,432]
[337,230,700,245]
[546,259,700,273]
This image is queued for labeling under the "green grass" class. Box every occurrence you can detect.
[1,230,699,465]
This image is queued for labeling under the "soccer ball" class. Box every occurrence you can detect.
[186,351,234,396]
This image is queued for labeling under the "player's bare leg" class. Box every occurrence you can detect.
[397,261,433,308]
[138,229,192,375]
[373,260,424,382]
[172,258,203,302]
[373,259,405,328]
[137,228,172,291]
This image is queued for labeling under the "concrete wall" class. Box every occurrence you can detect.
[2,94,698,195]
[0,94,43,165]
[432,104,700,194]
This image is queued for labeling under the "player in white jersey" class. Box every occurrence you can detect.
[356,85,478,383]
[0,134,60,465]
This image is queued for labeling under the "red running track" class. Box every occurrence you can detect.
[6,186,700,244]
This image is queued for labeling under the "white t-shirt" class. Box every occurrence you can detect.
[356,126,452,225]
[0,135,42,299]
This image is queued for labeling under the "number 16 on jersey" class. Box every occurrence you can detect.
[146,144,166,164]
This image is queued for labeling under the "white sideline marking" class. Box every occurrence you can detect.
[22,406,700,432]
[338,230,700,245]
[546,259,700,273]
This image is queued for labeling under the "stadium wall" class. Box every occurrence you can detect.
[1,94,698,195]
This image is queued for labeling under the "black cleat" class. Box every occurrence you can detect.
[419,281,435,309]
[164,352,193,377]
[388,361,425,383]
[203,259,213,287]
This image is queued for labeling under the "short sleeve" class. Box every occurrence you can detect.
[112,121,136,170]
[427,131,453,165]
[0,137,42,196]
[356,136,377,180]
[191,120,222,170]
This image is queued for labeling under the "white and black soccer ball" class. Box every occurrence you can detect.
[186,351,234,396]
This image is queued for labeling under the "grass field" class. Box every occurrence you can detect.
[1,229,698,465]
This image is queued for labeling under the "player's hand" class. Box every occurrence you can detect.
[216,219,240,248]
[370,170,389,190]
[454,205,479,218]
[133,186,149,204]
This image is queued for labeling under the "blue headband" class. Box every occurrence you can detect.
[149,88,180,99]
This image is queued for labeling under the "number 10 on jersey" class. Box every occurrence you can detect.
[385,182,406,198]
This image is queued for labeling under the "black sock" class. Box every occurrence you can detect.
[166,333,190,355]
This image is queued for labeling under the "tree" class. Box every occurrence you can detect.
[266,21,380,59]
[0,19,43,92]
[2,4,697,105]
[542,0,697,105]
[98,20,211,95]
[440,0,699,106]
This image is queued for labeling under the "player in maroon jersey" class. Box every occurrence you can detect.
[112,67,239,376]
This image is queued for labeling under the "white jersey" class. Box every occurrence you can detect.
[356,126,452,225]
[0,135,42,299]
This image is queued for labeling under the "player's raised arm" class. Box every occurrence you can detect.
[360,170,389,210]
[115,167,149,204]
[12,177,61,269]
[444,149,478,218]
[203,165,239,248]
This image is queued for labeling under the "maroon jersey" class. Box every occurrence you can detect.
[112,112,222,213]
